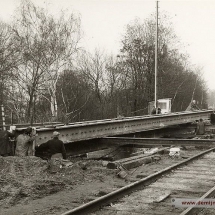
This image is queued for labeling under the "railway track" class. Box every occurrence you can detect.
[61,147,215,215]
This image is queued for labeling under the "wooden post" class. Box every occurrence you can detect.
[1,105,6,130]
[32,127,37,156]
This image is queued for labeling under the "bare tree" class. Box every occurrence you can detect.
[77,50,107,118]
[11,0,81,122]
[0,22,20,104]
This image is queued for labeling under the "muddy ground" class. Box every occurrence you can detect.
[0,146,208,215]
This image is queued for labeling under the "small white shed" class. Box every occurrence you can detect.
[148,98,172,114]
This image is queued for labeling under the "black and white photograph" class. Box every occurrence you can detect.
[0,0,215,214]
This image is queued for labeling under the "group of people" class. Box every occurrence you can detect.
[0,127,67,159]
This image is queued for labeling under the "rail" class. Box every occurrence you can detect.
[60,147,215,215]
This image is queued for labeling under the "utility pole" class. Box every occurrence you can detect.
[155,1,158,108]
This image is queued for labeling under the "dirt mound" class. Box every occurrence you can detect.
[0,157,75,208]
[0,156,114,209]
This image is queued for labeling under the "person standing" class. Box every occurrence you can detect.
[196,118,205,135]
[157,107,161,114]
[15,127,36,156]
[37,131,67,159]
[0,128,15,156]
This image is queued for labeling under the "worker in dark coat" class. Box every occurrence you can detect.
[157,107,161,114]
[37,131,67,159]
[196,118,205,135]
[0,129,15,156]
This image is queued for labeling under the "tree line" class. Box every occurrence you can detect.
[0,0,208,125]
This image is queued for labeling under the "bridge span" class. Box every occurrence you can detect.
[16,110,213,145]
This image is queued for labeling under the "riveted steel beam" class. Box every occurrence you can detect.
[16,110,212,145]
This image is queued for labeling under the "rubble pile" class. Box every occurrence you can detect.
[0,156,107,208]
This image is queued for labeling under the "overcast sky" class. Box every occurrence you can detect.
[1,0,215,90]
